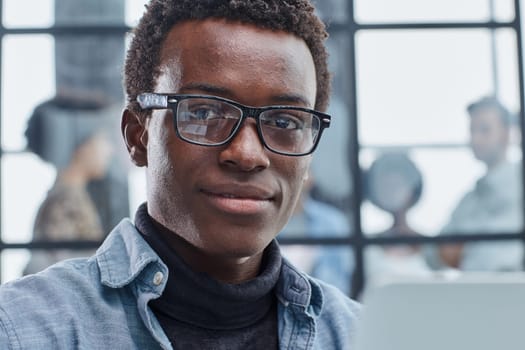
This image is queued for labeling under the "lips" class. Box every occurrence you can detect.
[200,184,275,215]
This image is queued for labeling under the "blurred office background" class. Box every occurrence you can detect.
[1,0,524,298]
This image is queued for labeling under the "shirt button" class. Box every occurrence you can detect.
[153,271,164,286]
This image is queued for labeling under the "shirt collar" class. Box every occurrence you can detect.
[94,217,324,318]
[275,257,324,317]
[95,218,168,289]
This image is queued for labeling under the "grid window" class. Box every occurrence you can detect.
[0,0,524,298]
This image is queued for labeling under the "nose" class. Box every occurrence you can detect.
[218,121,270,172]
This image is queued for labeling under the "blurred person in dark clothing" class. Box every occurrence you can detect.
[364,153,431,284]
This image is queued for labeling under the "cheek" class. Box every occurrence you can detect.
[278,157,311,205]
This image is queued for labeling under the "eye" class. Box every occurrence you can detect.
[187,104,223,121]
[262,111,305,130]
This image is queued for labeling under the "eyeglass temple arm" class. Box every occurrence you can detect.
[137,93,170,109]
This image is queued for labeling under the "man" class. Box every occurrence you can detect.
[0,1,360,349]
[438,96,523,271]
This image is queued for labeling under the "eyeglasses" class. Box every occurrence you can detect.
[137,93,331,156]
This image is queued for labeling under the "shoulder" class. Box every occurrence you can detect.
[444,188,478,223]
[279,257,360,320]
[0,219,152,339]
[0,257,102,346]
[309,276,361,348]
[0,256,102,313]
[279,258,361,346]
[0,221,162,348]
[314,277,361,321]
[33,184,101,238]
[40,184,86,208]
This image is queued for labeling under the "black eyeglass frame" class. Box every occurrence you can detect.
[137,93,331,156]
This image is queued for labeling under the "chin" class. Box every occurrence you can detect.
[204,233,275,259]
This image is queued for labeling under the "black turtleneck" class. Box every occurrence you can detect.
[134,203,281,349]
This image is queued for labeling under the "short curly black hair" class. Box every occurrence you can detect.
[124,0,330,117]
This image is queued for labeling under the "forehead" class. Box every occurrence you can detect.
[156,19,317,106]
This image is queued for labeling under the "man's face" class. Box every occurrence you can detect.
[469,107,509,167]
[143,19,317,260]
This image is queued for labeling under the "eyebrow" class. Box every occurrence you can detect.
[179,82,313,108]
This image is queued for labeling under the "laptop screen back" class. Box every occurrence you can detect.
[352,274,525,350]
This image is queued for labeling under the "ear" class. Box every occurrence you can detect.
[121,109,148,167]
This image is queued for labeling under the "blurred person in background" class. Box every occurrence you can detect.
[436,96,523,271]
[364,153,431,284]
[279,171,353,294]
[23,95,115,274]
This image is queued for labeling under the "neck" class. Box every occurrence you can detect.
[390,212,415,235]
[151,219,263,284]
[485,156,506,171]
[196,254,263,284]
[57,162,89,187]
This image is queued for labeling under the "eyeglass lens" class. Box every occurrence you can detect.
[175,97,320,154]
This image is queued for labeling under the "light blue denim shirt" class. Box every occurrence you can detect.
[0,219,360,349]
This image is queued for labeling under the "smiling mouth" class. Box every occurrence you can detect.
[202,190,274,215]
[214,192,271,200]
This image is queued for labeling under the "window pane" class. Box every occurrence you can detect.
[355,0,514,23]
[2,153,55,244]
[315,0,349,24]
[327,31,353,102]
[496,30,521,107]
[2,35,55,150]
[128,167,147,220]
[1,249,30,283]
[125,0,149,26]
[3,0,54,28]
[356,29,519,146]
[54,0,125,26]
[54,34,126,102]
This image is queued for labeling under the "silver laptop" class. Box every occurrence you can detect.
[352,273,525,350]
